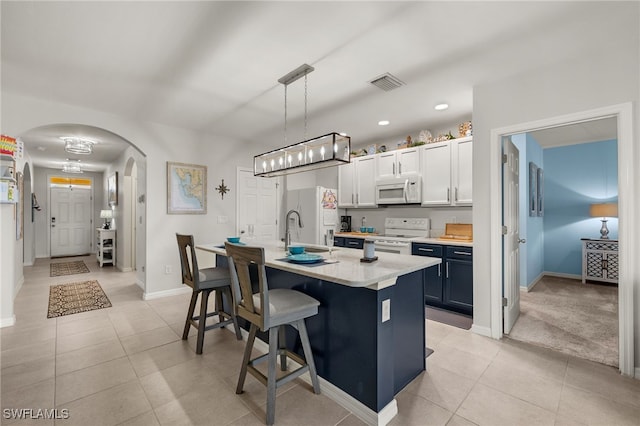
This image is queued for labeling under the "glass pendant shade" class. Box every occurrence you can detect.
[63,137,94,155]
[62,162,82,173]
[254,132,350,177]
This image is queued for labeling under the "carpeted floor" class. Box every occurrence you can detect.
[47,280,112,318]
[508,275,618,367]
[50,260,90,277]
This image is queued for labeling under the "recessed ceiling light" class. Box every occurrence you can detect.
[434,103,449,111]
[378,120,390,126]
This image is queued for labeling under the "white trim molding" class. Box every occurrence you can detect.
[143,286,191,301]
[0,315,16,328]
[471,324,492,338]
[490,102,635,376]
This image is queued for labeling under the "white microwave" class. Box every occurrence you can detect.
[375,176,421,205]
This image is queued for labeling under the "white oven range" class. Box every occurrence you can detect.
[367,217,430,255]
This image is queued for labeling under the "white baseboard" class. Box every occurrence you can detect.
[227,326,397,425]
[522,272,545,292]
[14,276,24,299]
[471,324,492,338]
[135,279,145,290]
[143,286,191,301]
[635,367,640,380]
[118,267,133,273]
[543,271,581,281]
[0,315,16,328]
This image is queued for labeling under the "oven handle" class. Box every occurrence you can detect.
[403,179,409,203]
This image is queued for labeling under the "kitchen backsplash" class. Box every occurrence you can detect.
[340,206,472,236]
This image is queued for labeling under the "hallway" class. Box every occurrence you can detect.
[1,256,639,425]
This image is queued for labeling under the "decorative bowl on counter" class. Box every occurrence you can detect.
[366,227,375,233]
[360,227,367,233]
[226,237,241,243]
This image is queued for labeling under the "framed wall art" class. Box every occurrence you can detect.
[536,166,544,217]
[528,162,538,217]
[108,172,118,206]
[167,162,207,214]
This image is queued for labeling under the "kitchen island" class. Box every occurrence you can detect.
[198,241,440,425]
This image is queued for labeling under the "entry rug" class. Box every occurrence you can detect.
[50,260,90,277]
[47,280,112,318]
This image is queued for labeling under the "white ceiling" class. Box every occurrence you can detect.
[1,2,633,171]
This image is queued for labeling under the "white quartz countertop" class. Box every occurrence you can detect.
[411,238,474,247]
[197,240,440,289]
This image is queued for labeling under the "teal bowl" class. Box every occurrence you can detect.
[360,227,367,233]
[227,237,241,243]
[289,246,305,255]
[367,227,375,233]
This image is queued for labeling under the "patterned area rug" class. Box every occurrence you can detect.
[50,260,90,277]
[47,280,112,318]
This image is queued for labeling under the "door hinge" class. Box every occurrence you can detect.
[502,226,507,235]
[502,154,508,164]
[502,297,508,307]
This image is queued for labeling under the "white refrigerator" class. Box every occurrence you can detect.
[286,186,339,246]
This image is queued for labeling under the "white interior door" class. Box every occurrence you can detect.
[50,186,92,257]
[237,169,278,240]
[503,137,521,334]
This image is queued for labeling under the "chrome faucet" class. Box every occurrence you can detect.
[285,209,303,251]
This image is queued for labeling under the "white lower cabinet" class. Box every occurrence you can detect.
[338,156,376,208]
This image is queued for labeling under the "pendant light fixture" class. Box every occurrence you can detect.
[61,137,95,155]
[254,64,351,177]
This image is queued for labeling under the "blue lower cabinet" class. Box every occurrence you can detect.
[412,243,473,316]
[344,237,364,249]
[334,236,345,247]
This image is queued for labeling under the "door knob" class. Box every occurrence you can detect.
[518,238,526,244]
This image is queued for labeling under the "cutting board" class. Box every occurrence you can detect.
[439,223,473,241]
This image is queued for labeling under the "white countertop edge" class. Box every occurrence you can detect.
[197,241,440,289]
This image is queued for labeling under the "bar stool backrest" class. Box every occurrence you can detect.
[224,242,270,331]
[176,233,202,291]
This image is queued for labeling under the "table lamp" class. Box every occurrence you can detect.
[100,209,113,229]
[589,203,617,239]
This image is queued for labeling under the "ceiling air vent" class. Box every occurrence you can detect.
[369,73,405,91]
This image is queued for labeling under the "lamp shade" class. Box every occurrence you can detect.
[589,203,618,218]
[100,209,113,219]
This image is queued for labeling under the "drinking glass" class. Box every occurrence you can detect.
[247,224,255,239]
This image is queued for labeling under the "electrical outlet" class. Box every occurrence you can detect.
[382,299,391,322]
[165,265,172,274]
[451,216,457,223]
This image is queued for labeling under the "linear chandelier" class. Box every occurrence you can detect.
[62,162,83,173]
[254,64,350,177]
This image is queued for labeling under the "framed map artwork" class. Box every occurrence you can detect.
[167,162,207,214]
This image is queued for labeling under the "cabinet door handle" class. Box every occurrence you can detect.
[446,262,449,278]
[356,194,359,204]
[455,187,458,202]
[453,251,471,256]
[393,163,395,175]
[418,248,434,252]
[348,241,359,246]
[447,188,450,202]
[438,264,441,277]
[399,162,402,175]
[351,194,354,204]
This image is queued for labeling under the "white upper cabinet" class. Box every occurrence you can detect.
[421,143,452,206]
[338,156,377,208]
[452,137,473,205]
[375,148,420,180]
[421,137,472,206]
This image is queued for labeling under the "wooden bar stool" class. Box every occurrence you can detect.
[225,242,320,426]
[176,234,241,354]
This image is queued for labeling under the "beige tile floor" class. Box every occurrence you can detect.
[1,255,639,425]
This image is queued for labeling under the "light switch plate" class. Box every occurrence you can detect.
[382,299,391,322]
